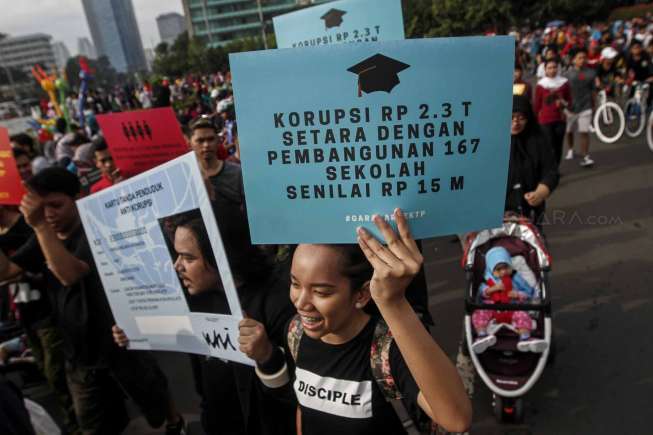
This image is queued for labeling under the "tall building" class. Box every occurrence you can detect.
[144,48,155,71]
[182,0,332,47]
[157,12,187,46]
[52,41,71,70]
[81,0,147,72]
[0,33,57,74]
[77,37,98,59]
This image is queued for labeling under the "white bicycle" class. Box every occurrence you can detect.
[645,110,653,152]
[592,89,625,144]
[623,82,649,138]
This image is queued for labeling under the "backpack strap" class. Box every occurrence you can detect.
[371,319,422,435]
[287,314,304,362]
[371,318,402,400]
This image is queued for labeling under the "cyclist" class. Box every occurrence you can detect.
[625,40,653,85]
[624,40,653,117]
[595,47,624,96]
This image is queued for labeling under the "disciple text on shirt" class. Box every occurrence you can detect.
[297,380,362,405]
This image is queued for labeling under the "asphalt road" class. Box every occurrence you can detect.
[424,133,653,434]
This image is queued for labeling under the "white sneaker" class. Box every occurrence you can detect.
[471,335,497,354]
[565,149,574,160]
[486,320,503,336]
[517,338,549,353]
[579,155,594,167]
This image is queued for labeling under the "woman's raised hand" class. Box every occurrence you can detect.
[356,208,423,305]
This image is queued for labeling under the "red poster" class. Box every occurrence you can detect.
[0,127,26,205]
[96,107,188,177]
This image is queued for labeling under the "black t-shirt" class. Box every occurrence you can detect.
[597,64,623,89]
[209,161,245,211]
[209,161,268,286]
[186,266,296,435]
[294,317,420,435]
[626,54,652,81]
[1,216,52,329]
[11,226,115,367]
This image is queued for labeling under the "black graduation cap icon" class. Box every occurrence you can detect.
[347,53,410,97]
[321,8,346,29]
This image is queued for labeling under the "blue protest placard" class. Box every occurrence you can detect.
[273,0,404,49]
[77,152,252,365]
[230,36,514,244]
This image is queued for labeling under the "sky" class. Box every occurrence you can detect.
[0,0,185,54]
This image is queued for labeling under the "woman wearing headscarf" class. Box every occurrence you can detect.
[508,94,560,226]
[534,57,571,165]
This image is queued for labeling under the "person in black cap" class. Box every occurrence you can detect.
[347,54,410,97]
[320,8,346,29]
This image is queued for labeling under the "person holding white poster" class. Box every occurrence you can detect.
[89,147,296,435]
[114,206,296,435]
[184,115,298,435]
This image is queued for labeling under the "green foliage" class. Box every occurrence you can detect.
[610,3,653,21]
[64,55,121,90]
[151,30,277,78]
[147,0,641,79]
[402,0,637,38]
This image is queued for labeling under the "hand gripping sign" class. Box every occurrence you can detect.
[77,152,252,365]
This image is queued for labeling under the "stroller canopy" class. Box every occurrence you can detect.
[463,216,551,271]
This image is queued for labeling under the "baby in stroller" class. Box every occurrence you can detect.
[471,247,548,354]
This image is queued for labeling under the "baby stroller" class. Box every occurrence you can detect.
[461,214,554,423]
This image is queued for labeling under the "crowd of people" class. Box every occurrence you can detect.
[513,16,653,170]
[0,12,651,435]
[2,91,470,435]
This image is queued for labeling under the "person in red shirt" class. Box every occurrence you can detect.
[586,40,601,68]
[534,58,572,165]
[90,137,122,194]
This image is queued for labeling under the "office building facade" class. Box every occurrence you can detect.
[0,33,57,74]
[81,0,147,72]
[157,12,187,46]
[52,41,71,70]
[182,0,332,47]
[77,37,98,60]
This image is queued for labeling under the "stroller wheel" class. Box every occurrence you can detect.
[492,395,525,423]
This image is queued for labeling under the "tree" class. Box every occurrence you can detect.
[401,0,639,38]
[64,55,121,91]
[151,30,277,77]
[152,33,192,77]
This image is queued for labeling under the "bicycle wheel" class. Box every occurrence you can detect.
[624,99,646,137]
[593,102,625,144]
[646,111,653,152]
